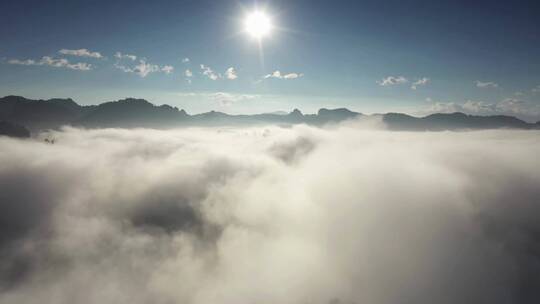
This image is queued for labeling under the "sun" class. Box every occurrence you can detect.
[245,11,272,39]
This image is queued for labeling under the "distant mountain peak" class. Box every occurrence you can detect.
[290,108,303,116]
[1,95,538,131]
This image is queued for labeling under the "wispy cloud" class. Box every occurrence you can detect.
[225,67,238,80]
[209,92,258,106]
[377,76,408,86]
[114,52,137,61]
[7,59,37,66]
[182,57,190,63]
[8,56,92,71]
[532,85,540,93]
[411,77,430,90]
[264,70,304,80]
[200,64,220,80]
[475,80,498,88]
[59,48,103,59]
[115,59,173,77]
[184,69,193,84]
[161,65,174,74]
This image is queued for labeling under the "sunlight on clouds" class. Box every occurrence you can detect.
[0,125,539,303]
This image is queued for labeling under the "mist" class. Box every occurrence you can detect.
[1,122,540,304]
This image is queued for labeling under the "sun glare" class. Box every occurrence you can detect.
[245,11,272,39]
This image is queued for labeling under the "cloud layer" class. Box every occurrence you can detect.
[0,125,540,303]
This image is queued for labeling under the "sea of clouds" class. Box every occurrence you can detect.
[1,121,540,304]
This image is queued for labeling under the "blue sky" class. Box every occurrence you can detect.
[1,0,540,119]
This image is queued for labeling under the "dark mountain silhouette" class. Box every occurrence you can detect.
[0,95,93,131]
[0,95,538,133]
[0,121,31,138]
[78,98,188,128]
[382,112,532,131]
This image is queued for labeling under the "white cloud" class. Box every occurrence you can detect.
[377,76,408,86]
[200,64,220,80]
[161,65,174,74]
[114,52,137,61]
[475,80,498,88]
[225,67,238,80]
[182,57,190,63]
[1,126,539,303]
[185,69,193,77]
[532,85,540,93]
[59,48,103,59]
[411,77,430,90]
[113,63,133,73]
[264,70,304,80]
[7,59,37,66]
[8,56,92,71]
[283,73,302,79]
[133,60,160,77]
[115,59,173,77]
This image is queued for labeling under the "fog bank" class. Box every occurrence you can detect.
[1,124,540,303]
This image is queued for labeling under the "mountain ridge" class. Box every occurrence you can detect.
[1,95,539,134]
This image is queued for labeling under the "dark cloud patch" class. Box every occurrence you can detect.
[131,198,200,233]
[269,136,316,164]
[0,161,80,289]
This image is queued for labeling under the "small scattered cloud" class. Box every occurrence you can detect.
[377,76,408,86]
[200,64,220,80]
[115,59,173,78]
[184,69,193,84]
[264,70,304,80]
[114,52,137,61]
[59,48,103,59]
[7,59,37,66]
[132,60,159,77]
[182,58,190,63]
[411,78,430,90]
[532,85,540,93]
[161,65,174,74]
[225,67,238,80]
[8,56,92,71]
[475,80,498,88]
